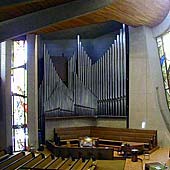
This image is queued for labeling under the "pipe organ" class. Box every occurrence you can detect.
[41,24,128,118]
[44,45,74,117]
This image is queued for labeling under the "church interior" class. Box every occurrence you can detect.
[0,0,170,169]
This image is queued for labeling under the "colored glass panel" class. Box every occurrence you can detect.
[12,128,28,151]
[157,31,170,109]
[11,40,27,151]
[11,68,26,95]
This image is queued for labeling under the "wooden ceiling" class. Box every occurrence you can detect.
[0,0,170,39]
[0,0,75,22]
[34,0,170,34]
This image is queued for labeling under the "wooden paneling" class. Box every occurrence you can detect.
[34,0,170,34]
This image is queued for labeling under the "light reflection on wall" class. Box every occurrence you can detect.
[11,40,28,151]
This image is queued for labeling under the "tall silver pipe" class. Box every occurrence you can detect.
[89,59,92,91]
[94,63,96,95]
[107,49,109,115]
[46,55,49,110]
[97,60,99,97]
[111,44,114,115]
[68,57,70,89]
[114,40,118,116]
[99,58,102,114]
[101,56,103,115]
[103,53,107,115]
[82,47,84,85]
[117,35,120,116]
[97,59,100,113]
[80,44,83,82]
[87,56,90,89]
[120,28,124,116]
[123,24,126,116]
[49,58,52,109]
[109,46,113,115]
[107,49,110,115]
[77,35,80,79]
[84,51,88,87]
[51,64,54,109]
[96,60,99,98]
[43,44,46,107]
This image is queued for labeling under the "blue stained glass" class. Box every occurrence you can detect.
[160,55,165,65]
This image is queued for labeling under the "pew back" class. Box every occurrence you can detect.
[54,126,157,150]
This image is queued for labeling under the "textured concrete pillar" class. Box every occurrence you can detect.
[129,26,170,146]
[0,41,12,149]
[27,34,38,149]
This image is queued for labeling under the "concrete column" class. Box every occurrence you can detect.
[0,41,12,149]
[129,26,170,146]
[27,34,38,149]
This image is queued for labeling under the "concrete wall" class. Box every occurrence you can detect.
[129,26,170,146]
[45,118,97,140]
[45,118,126,140]
[96,118,126,128]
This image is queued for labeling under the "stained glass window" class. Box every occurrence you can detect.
[157,31,170,109]
[11,40,28,151]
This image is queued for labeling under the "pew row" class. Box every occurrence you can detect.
[54,126,158,152]
[2,152,35,170]
[0,150,96,170]
[46,140,114,160]
[18,153,45,169]
[0,152,25,169]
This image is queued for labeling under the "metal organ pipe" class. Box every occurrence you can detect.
[42,25,127,118]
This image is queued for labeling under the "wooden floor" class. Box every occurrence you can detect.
[124,147,170,170]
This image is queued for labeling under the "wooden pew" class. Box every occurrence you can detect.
[70,158,83,170]
[0,152,25,169]
[51,158,69,169]
[57,157,76,170]
[54,126,157,151]
[81,159,93,170]
[0,154,10,162]
[18,153,45,169]
[32,154,55,169]
[46,157,64,169]
[2,152,34,170]
[91,126,157,148]
[46,141,114,160]
[54,126,92,140]
[0,150,9,162]
[76,160,89,170]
